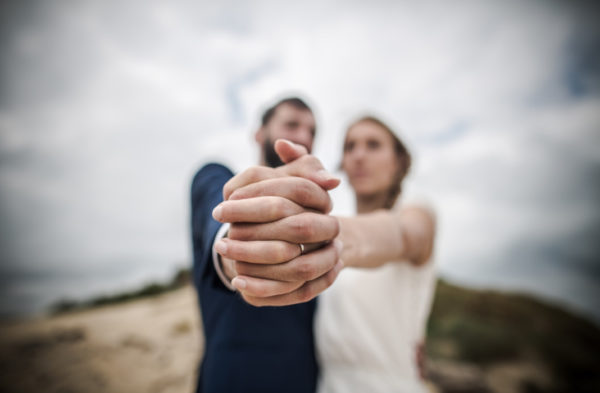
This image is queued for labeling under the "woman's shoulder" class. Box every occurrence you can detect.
[393,194,435,214]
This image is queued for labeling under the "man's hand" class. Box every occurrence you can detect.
[212,139,343,306]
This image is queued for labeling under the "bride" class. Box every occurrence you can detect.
[316,116,437,393]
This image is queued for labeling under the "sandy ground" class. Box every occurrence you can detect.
[0,285,551,393]
[0,286,202,393]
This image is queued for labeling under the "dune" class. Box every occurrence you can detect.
[2,279,598,393]
[0,286,202,393]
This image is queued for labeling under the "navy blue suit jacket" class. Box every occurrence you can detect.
[191,163,318,393]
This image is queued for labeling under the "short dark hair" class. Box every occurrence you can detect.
[261,97,312,126]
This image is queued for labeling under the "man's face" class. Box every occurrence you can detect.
[259,104,316,167]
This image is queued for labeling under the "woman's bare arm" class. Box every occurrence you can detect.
[337,205,436,268]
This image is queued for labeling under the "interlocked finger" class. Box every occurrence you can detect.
[231,275,304,298]
[234,240,341,282]
[239,259,344,306]
[214,238,302,264]
[228,212,340,244]
[213,196,305,223]
[229,177,332,213]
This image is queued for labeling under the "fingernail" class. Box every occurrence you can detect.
[214,239,227,254]
[232,277,247,290]
[212,205,223,220]
[334,240,344,254]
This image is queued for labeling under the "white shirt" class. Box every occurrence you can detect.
[212,223,235,291]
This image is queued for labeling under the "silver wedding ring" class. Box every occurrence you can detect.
[299,243,305,255]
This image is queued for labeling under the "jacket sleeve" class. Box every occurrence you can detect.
[190,163,234,293]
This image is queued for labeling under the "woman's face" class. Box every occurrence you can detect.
[342,121,399,197]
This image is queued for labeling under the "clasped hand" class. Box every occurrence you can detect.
[212,140,344,306]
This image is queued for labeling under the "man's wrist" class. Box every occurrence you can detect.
[212,223,237,291]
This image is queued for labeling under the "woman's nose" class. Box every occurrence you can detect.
[351,145,367,160]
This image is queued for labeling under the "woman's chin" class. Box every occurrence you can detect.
[354,187,380,198]
[350,178,373,191]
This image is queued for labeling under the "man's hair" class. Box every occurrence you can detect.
[261,97,312,126]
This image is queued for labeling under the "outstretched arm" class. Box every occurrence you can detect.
[337,206,436,268]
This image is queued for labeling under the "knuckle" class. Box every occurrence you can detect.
[291,214,314,242]
[272,243,289,262]
[297,181,315,205]
[297,286,315,303]
[299,155,318,167]
[296,259,316,281]
[289,179,310,206]
[284,199,300,216]
[310,189,329,213]
[271,198,287,218]
[324,269,337,287]
[246,166,262,182]
[282,198,298,216]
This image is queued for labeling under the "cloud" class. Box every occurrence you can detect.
[0,0,599,320]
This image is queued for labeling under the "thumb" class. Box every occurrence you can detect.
[274,139,340,191]
[274,139,308,164]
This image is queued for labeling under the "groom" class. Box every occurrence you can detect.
[191,97,342,392]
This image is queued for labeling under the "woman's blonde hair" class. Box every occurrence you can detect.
[344,116,412,209]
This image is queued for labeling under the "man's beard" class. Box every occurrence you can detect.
[263,137,285,168]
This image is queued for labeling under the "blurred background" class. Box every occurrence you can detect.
[0,1,599,392]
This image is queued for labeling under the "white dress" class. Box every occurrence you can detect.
[315,233,436,392]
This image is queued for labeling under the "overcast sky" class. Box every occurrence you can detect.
[1,0,599,320]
